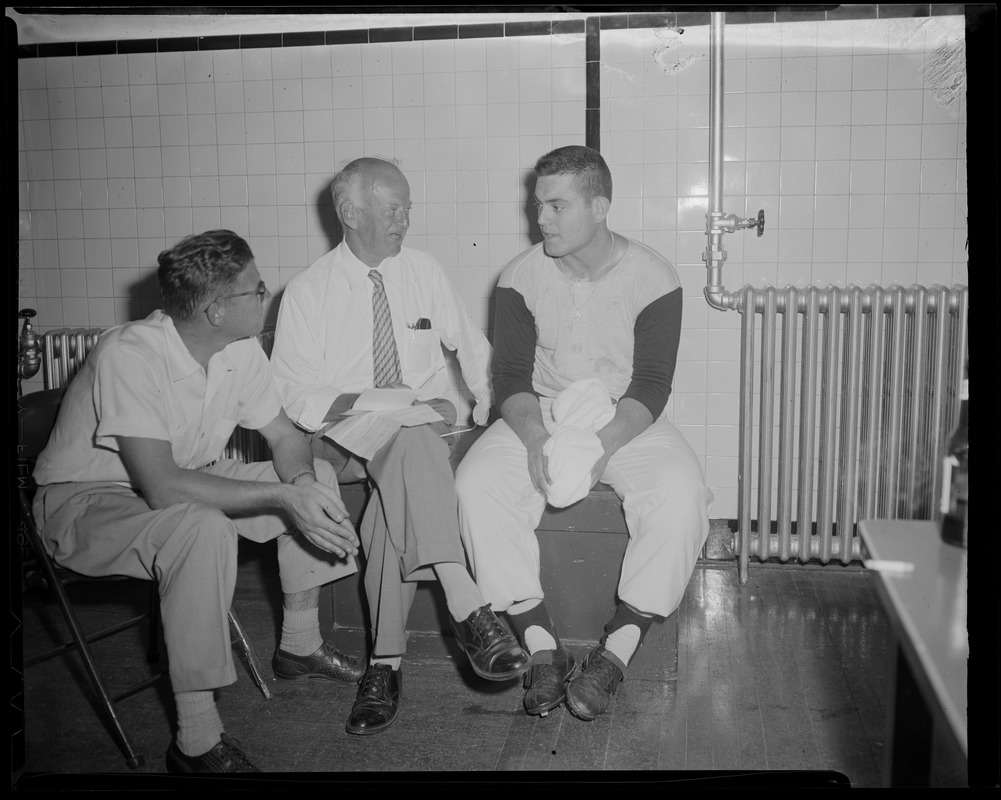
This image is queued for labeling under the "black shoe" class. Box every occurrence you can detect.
[451,604,532,682]
[345,664,401,736]
[165,733,260,773]
[565,645,623,721]
[272,640,365,684]
[523,647,577,716]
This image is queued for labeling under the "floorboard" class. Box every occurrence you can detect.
[15,557,893,786]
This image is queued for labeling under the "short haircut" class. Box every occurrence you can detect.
[329,156,401,221]
[157,230,254,320]
[534,145,613,203]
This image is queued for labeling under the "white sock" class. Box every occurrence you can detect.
[279,607,323,656]
[433,562,485,622]
[524,625,558,655]
[175,690,224,757]
[603,624,642,668]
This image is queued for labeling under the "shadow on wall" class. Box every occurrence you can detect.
[482,167,546,335]
[256,182,347,329]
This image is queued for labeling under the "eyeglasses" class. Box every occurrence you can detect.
[211,281,268,305]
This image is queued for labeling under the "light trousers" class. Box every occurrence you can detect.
[311,422,469,657]
[455,415,714,619]
[33,459,355,693]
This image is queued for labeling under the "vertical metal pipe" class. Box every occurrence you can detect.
[708,13,724,226]
[704,11,732,311]
[737,287,756,584]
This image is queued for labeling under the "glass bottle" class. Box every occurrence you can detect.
[940,358,968,548]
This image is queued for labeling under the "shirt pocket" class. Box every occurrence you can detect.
[191,418,239,468]
[404,328,443,374]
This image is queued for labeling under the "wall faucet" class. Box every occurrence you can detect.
[18,308,41,395]
[711,209,765,236]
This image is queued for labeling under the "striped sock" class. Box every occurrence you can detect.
[600,603,655,670]
[602,624,642,670]
[508,600,559,655]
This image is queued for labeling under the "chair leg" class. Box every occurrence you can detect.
[25,514,146,770]
[146,583,161,663]
[228,608,272,700]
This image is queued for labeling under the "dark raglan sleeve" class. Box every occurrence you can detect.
[491,286,538,409]
[619,287,682,420]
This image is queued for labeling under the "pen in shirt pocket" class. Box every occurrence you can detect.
[408,317,431,339]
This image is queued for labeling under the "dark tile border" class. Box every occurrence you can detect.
[414,25,457,41]
[13,6,953,158]
[505,20,552,37]
[370,26,413,43]
[15,6,944,58]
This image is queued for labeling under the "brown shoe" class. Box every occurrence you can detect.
[272,640,365,684]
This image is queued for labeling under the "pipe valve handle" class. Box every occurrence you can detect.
[20,308,37,319]
[756,209,765,237]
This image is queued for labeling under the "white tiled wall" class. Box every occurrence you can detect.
[16,15,968,519]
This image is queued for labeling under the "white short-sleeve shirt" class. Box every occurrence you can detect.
[33,310,283,487]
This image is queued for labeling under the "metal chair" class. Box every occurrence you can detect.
[18,389,272,770]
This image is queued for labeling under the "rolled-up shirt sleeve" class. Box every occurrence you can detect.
[492,286,538,409]
[620,287,682,420]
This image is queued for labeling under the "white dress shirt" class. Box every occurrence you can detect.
[271,241,493,432]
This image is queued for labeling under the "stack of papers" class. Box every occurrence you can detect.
[343,387,418,414]
[322,389,442,459]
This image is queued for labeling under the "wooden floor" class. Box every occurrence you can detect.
[13,546,889,788]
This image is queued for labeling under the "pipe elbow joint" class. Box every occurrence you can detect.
[704,285,734,312]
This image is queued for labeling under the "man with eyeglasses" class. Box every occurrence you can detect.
[32,230,361,773]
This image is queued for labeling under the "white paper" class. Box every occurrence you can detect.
[322,404,443,460]
[344,387,418,414]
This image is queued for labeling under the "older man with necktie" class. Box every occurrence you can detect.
[271,157,528,736]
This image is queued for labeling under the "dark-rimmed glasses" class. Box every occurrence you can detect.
[211,281,268,305]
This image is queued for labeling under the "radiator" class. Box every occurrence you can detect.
[39,327,276,463]
[734,283,968,584]
[40,328,103,393]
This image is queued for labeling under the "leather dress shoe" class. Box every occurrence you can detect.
[166,733,259,773]
[345,663,401,735]
[451,604,531,682]
[523,647,577,716]
[272,640,365,684]
[565,645,623,721]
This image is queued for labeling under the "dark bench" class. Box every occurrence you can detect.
[328,425,678,682]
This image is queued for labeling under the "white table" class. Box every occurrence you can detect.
[858,519,968,787]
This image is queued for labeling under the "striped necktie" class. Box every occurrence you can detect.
[368,269,402,387]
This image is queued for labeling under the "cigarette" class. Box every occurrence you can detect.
[863,559,915,574]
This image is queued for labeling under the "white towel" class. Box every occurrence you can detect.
[542,379,616,508]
